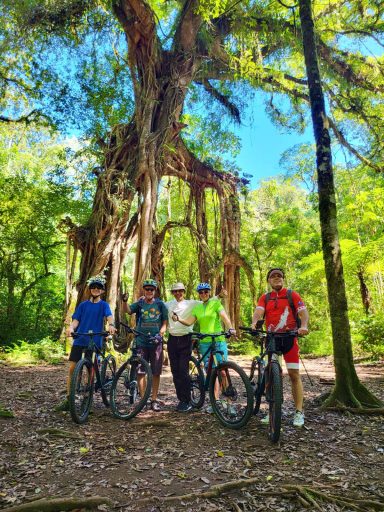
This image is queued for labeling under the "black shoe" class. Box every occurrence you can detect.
[177,401,192,413]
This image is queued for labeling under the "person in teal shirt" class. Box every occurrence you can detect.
[172,282,236,409]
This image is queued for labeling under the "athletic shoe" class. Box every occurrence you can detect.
[54,398,69,412]
[177,402,192,413]
[260,413,269,424]
[151,400,161,412]
[293,410,305,427]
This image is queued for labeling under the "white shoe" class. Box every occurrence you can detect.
[260,413,269,424]
[293,410,304,427]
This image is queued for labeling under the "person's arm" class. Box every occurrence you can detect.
[121,293,132,314]
[172,312,196,326]
[106,314,117,335]
[251,306,264,329]
[159,320,167,337]
[66,319,79,337]
[219,310,236,337]
[298,309,309,336]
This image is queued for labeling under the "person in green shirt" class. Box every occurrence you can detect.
[172,282,236,408]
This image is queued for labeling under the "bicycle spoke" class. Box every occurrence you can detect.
[189,356,205,409]
[69,359,94,424]
[210,361,253,429]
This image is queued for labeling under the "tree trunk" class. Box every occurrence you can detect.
[191,184,210,282]
[298,0,382,408]
[357,270,372,315]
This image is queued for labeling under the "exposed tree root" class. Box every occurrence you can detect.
[1,496,114,512]
[138,479,384,511]
[37,428,82,439]
[324,406,384,415]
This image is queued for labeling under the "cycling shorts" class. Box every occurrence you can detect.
[283,338,300,370]
[199,341,228,369]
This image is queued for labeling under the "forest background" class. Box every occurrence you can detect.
[1,0,384,366]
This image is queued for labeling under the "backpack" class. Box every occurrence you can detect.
[264,289,301,328]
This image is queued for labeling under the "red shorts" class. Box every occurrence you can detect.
[283,338,300,370]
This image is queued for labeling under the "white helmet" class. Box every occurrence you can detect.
[171,282,186,291]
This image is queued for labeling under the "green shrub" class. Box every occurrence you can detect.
[1,337,65,365]
[357,315,384,359]
[300,329,333,356]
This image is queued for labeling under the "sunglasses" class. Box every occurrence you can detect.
[269,274,283,279]
[89,285,104,290]
[198,290,210,294]
[144,287,155,292]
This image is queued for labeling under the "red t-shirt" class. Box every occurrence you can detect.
[256,288,306,333]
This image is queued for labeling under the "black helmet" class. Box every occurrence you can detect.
[88,277,106,290]
[266,268,285,281]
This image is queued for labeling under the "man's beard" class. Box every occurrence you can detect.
[272,284,283,291]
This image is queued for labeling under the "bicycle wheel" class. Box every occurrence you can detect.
[100,355,117,407]
[189,356,205,409]
[209,360,254,429]
[69,359,94,424]
[267,362,283,443]
[110,357,152,420]
[254,360,265,414]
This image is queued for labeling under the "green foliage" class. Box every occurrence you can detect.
[1,337,64,365]
[357,315,384,359]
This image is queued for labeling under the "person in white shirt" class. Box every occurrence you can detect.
[165,282,223,412]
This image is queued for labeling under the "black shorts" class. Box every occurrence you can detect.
[69,346,93,362]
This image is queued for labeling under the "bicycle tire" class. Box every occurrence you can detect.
[100,355,117,407]
[268,362,282,443]
[110,357,152,420]
[69,358,94,424]
[188,356,205,409]
[209,360,254,430]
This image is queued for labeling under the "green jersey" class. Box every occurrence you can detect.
[191,299,225,342]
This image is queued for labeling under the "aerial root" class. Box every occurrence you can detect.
[138,479,384,511]
[0,496,114,512]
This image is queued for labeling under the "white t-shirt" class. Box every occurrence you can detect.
[165,299,201,336]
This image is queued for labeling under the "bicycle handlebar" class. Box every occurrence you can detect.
[239,326,298,337]
[118,322,163,344]
[72,331,111,338]
[190,331,232,340]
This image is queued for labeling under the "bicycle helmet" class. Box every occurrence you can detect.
[143,278,158,289]
[196,282,211,292]
[266,268,285,280]
[87,276,106,290]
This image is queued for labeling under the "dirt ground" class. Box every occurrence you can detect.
[0,355,383,512]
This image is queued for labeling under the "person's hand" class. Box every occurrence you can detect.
[121,292,129,303]
[159,328,166,337]
[109,325,117,335]
[298,327,308,336]
[228,328,237,339]
[66,327,73,337]
[218,288,228,298]
[172,312,179,322]
[251,323,256,330]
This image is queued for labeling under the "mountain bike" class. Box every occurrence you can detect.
[69,331,116,424]
[240,325,297,443]
[110,322,158,420]
[188,331,254,429]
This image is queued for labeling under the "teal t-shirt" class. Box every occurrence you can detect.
[129,299,168,347]
[191,299,225,342]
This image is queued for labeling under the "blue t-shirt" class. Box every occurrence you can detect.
[72,300,112,348]
[129,299,168,348]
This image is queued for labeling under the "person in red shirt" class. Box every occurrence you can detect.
[251,268,309,427]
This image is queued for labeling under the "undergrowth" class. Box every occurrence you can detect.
[0,337,64,365]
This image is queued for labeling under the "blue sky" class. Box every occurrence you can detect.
[231,95,314,189]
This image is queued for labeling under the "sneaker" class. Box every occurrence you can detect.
[54,398,69,412]
[293,410,305,427]
[260,413,269,424]
[151,400,161,412]
[177,402,192,413]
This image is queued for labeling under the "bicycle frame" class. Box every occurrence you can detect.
[191,336,226,391]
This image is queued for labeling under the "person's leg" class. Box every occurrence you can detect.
[150,343,163,410]
[168,335,182,402]
[214,342,228,399]
[287,368,303,411]
[178,335,192,404]
[137,347,150,398]
[66,361,77,396]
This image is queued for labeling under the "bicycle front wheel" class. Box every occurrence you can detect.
[189,356,205,409]
[268,362,282,443]
[110,357,152,420]
[69,359,94,424]
[210,361,254,429]
[100,355,117,407]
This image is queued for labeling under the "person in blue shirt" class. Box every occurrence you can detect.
[55,277,116,412]
[122,279,168,412]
